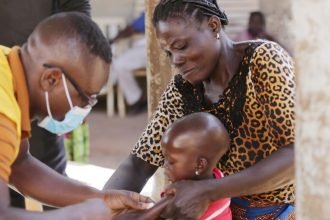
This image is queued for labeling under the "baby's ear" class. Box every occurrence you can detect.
[196,157,209,174]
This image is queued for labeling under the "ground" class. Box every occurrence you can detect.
[88,98,148,169]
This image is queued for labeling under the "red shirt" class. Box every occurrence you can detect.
[161,168,232,220]
[199,168,232,220]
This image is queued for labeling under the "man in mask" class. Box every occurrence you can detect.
[0,12,152,219]
[0,0,91,209]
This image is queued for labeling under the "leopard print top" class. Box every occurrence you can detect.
[132,41,295,205]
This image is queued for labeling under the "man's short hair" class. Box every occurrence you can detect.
[37,12,112,63]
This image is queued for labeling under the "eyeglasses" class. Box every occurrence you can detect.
[43,63,98,107]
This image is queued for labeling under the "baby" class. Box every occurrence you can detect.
[160,112,232,220]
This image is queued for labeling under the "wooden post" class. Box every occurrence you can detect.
[145,0,172,200]
[145,0,172,116]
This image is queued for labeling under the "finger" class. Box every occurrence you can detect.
[129,191,154,203]
[158,196,176,219]
[122,197,142,210]
[137,194,154,203]
[128,191,155,210]
[119,194,152,211]
[142,196,173,220]
[163,187,176,196]
[138,201,155,210]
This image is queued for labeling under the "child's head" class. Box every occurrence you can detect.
[161,112,230,183]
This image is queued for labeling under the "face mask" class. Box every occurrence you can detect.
[38,74,91,135]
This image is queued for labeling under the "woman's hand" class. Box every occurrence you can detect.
[74,198,112,220]
[162,180,213,219]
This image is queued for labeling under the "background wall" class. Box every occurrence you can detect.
[219,0,259,38]
[90,0,261,39]
[90,0,133,18]
[259,0,294,54]
[293,0,330,218]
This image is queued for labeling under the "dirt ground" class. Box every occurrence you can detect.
[88,98,148,170]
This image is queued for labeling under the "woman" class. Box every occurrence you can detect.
[106,0,295,219]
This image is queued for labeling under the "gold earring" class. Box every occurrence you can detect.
[195,170,199,176]
[216,33,220,39]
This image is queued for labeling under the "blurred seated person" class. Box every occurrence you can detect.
[110,12,147,115]
[234,11,275,41]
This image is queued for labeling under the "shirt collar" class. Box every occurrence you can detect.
[8,46,31,138]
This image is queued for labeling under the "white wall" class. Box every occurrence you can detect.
[218,0,260,38]
[260,0,294,54]
[90,0,259,38]
[90,0,140,19]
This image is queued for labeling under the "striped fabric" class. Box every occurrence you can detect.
[230,197,295,220]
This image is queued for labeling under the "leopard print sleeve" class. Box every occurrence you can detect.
[250,42,295,148]
[131,77,185,167]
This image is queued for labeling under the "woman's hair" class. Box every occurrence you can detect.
[153,0,228,27]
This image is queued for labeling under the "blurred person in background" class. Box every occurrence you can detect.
[109,12,147,115]
[234,11,275,42]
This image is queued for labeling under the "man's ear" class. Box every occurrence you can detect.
[39,67,62,91]
[208,15,221,37]
[196,157,209,174]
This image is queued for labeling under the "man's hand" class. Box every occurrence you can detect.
[77,198,112,220]
[112,196,172,220]
[104,190,154,215]
[162,180,212,219]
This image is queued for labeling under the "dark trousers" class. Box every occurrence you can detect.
[10,121,67,209]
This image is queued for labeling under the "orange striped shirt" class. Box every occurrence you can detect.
[0,46,31,182]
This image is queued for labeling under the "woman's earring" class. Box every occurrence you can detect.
[216,33,220,39]
[195,170,200,176]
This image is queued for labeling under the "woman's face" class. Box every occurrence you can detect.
[156,17,221,85]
